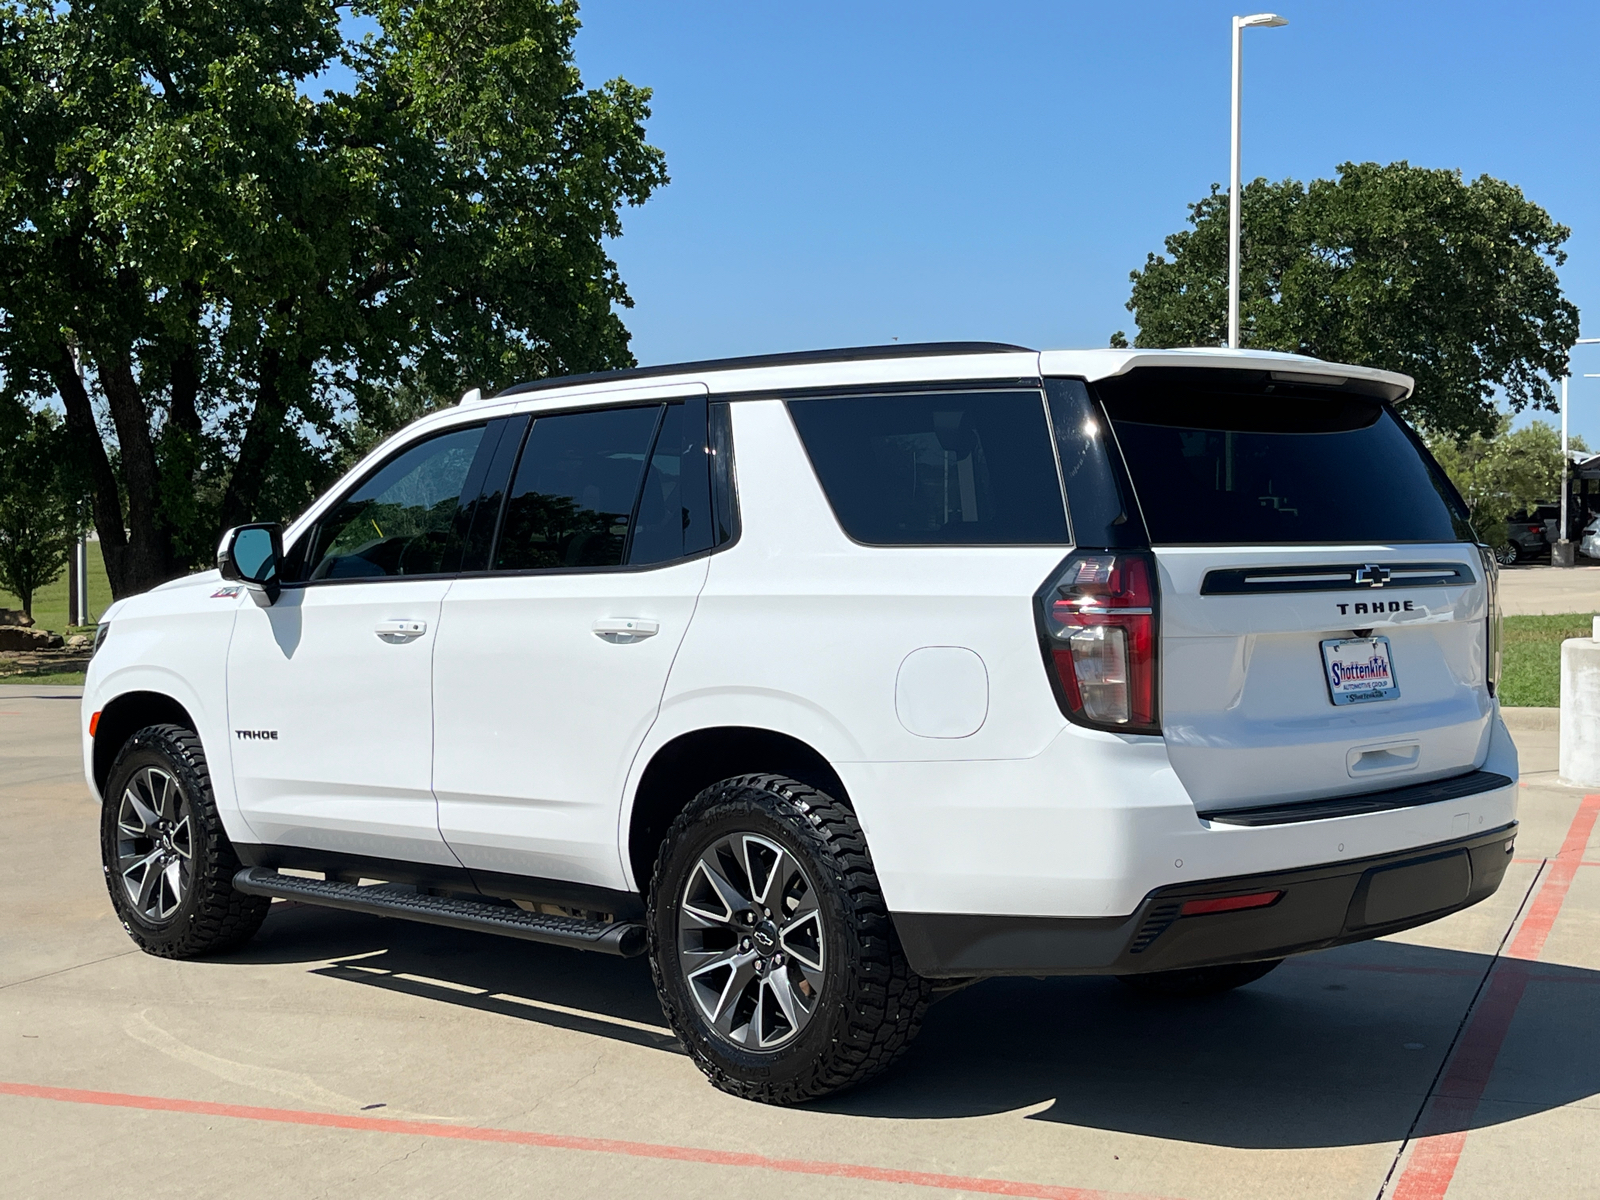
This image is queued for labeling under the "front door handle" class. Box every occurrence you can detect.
[593,618,659,643]
[375,619,428,642]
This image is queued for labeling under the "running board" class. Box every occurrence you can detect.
[233,868,646,957]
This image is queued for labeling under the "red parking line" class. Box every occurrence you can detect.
[1390,793,1600,1200]
[0,1081,1173,1200]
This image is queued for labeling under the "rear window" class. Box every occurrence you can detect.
[787,390,1068,545]
[1101,388,1462,544]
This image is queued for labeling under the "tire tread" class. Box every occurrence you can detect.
[648,773,931,1104]
[102,723,269,958]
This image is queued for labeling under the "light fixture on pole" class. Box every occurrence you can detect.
[1557,337,1600,568]
[1228,12,1288,351]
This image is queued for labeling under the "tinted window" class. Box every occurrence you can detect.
[787,391,1068,545]
[709,400,739,546]
[1102,390,1461,544]
[629,402,717,566]
[306,425,486,580]
[494,406,662,571]
[456,415,530,572]
[1043,379,1145,548]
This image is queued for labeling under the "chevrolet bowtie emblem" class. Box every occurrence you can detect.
[1354,564,1391,588]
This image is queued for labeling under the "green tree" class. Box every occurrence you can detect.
[0,0,667,598]
[0,409,85,617]
[1427,418,1586,549]
[1119,162,1580,440]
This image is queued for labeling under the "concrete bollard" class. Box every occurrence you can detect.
[1558,615,1600,788]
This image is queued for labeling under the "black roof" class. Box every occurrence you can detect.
[493,341,1035,399]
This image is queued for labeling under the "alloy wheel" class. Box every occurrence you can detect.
[677,832,825,1050]
[116,766,194,923]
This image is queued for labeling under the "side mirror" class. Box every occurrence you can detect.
[218,523,284,604]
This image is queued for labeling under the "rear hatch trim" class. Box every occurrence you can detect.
[1199,768,1512,827]
[1201,561,1475,596]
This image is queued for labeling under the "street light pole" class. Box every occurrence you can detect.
[1557,337,1600,568]
[1228,12,1288,350]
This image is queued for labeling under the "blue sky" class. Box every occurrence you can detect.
[566,1,1600,443]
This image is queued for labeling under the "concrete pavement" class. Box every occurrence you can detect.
[2,690,1597,1199]
[1497,563,1600,617]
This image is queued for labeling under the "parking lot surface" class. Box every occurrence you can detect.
[1497,563,1600,616]
[2,687,1597,1200]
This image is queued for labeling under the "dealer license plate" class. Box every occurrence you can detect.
[1320,636,1400,705]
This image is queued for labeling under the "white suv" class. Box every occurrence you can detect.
[84,343,1518,1103]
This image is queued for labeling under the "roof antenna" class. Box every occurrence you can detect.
[459,387,482,405]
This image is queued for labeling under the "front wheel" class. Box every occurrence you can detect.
[100,724,269,958]
[648,774,930,1104]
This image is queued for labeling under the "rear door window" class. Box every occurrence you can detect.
[490,401,720,571]
[787,390,1068,545]
[494,406,663,571]
[1100,383,1463,545]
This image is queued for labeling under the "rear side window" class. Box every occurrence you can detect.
[787,390,1069,545]
[1101,385,1462,544]
[495,406,663,570]
[628,401,717,566]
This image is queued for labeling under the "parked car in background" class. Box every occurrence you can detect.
[1503,506,1561,563]
[1580,514,1600,561]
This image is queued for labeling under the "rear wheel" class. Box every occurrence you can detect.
[100,724,269,958]
[1116,958,1283,998]
[1494,544,1519,566]
[648,774,930,1104]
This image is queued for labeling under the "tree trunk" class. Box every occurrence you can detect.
[51,344,133,597]
[96,350,182,595]
[167,287,203,437]
[219,343,302,531]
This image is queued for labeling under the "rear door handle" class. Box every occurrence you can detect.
[376,619,428,642]
[593,618,659,642]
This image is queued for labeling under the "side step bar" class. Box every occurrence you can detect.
[233,868,646,957]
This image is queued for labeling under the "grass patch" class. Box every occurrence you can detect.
[0,668,87,686]
[1499,613,1595,707]
[0,539,111,634]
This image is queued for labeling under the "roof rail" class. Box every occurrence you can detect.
[493,341,1035,399]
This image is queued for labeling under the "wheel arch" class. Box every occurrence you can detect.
[625,726,851,896]
[93,691,198,796]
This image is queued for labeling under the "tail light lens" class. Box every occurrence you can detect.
[1036,550,1160,733]
[1476,544,1501,697]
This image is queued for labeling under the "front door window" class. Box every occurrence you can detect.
[306,426,487,579]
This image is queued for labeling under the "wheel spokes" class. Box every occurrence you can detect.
[741,836,786,908]
[119,786,159,838]
[169,814,193,860]
[114,766,188,923]
[686,947,761,1036]
[779,909,825,972]
[677,827,827,1052]
[125,848,162,913]
[681,857,750,928]
[158,858,184,919]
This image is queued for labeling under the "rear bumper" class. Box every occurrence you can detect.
[893,822,1516,978]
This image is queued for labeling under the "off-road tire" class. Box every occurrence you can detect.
[101,724,269,958]
[1117,957,1283,998]
[648,774,931,1104]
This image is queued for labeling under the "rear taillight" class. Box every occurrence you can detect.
[1036,550,1160,734]
[1476,544,1502,698]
